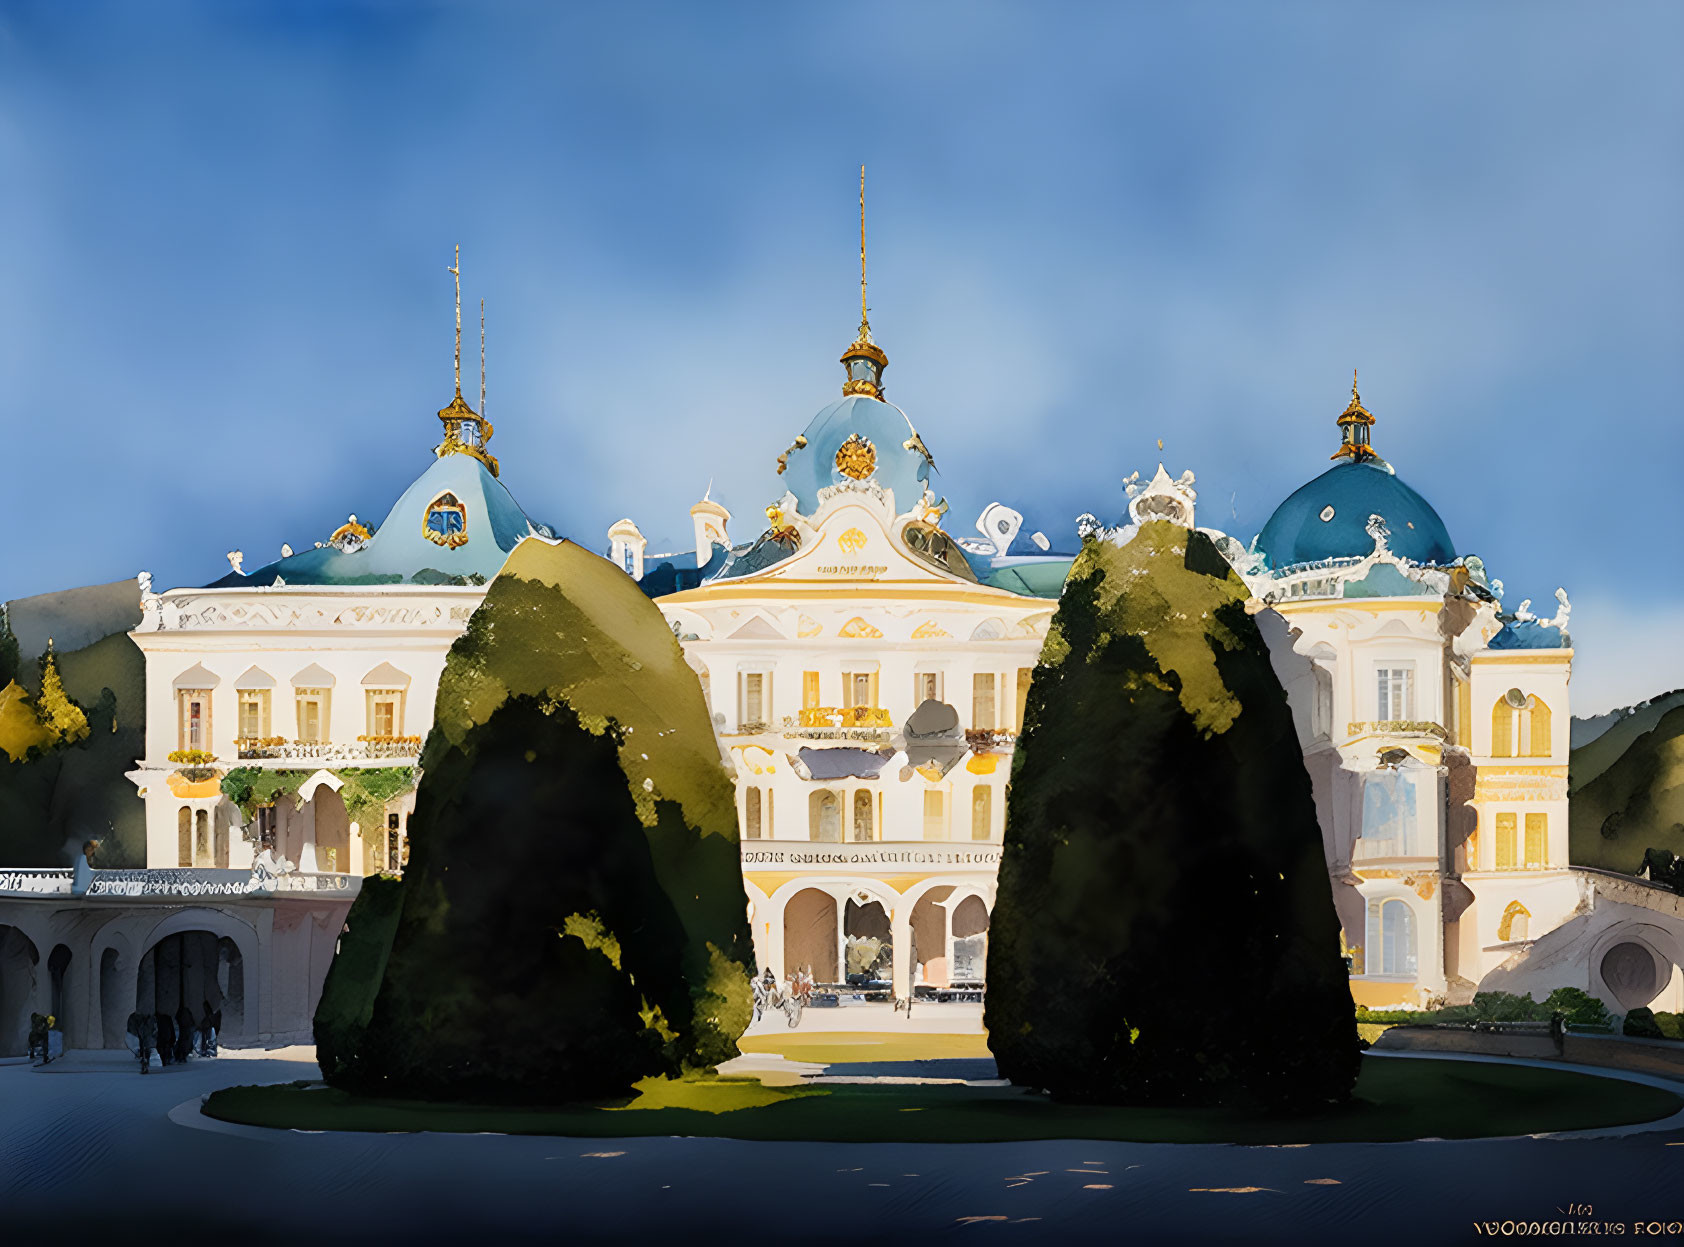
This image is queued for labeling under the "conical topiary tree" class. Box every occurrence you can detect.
[326,538,753,1101]
[985,520,1359,1109]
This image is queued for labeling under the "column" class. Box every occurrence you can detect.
[890,900,912,1001]
[298,799,319,873]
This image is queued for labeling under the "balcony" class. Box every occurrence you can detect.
[783,706,896,743]
[0,867,361,900]
[740,839,1002,872]
[1346,720,1449,742]
[234,737,421,763]
[965,729,1017,754]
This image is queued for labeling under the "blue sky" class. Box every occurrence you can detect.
[0,2,1678,713]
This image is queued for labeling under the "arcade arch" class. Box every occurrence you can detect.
[0,924,39,1055]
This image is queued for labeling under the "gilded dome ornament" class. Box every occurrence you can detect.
[834,432,877,480]
[434,246,500,477]
[1331,369,1379,464]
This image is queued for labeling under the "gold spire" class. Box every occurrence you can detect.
[1331,368,1379,463]
[436,246,499,476]
[449,245,462,396]
[840,165,888,399]
[858,163,871,344]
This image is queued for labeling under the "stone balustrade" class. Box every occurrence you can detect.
[0,867,361,900]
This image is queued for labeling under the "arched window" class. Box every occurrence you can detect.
[1381,900,1416,976]
[1491,695,1515,758]
[852,790,873,842]
[1526,696,1552,757]
[423,492,468,547]
[744,788,762,840]
[972,785,993,840]
[177,807,192,868]
[810,791,841,843]
[1498,901,1531,942]
[194,809,211,867]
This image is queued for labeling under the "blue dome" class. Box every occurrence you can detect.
[1256,460,1454,569]
[777,394,931,516]
[208,451,548,587]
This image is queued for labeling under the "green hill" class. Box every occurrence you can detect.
[1571,702,1684,873]
[1570,689,1684,795]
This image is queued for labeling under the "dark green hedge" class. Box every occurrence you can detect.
[985,524,1358,1110]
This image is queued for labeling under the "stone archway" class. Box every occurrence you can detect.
[99,946,129,1048]
[137,931,245,1045]
[783,888,838,981]
[950,894,991,983]
[47,944,71,1032]
[0,924,40,1055]
[910,886,955,988]
[1600,939,1667,1012]
[843,895,892,984]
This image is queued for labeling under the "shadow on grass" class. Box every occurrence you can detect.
[201,1056,1683,1144]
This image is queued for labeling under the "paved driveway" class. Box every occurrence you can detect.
[2,1052,1681,1244]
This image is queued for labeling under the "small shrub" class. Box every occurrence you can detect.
[1653,1011,1684,1041]
[1471,991,1549,1022]
[1622,1007,1666,1039]
[1543,987,1611,1028]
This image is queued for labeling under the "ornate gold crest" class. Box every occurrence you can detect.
[834,433,876,480]
[837,527,868,554]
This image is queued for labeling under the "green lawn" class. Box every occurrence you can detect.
[737,1031,993,1064]
[202,1057,1682,1144]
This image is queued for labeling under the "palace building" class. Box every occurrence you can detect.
[3,220,1682,1058]
[611,290,1072,1001]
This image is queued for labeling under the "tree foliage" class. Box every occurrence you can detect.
[320,539,752,1102]
[36,643,89,747]
[985,521,1359,1109]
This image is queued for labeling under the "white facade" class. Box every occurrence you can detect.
[126,584,483,876]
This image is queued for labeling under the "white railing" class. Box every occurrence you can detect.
[740,841,1002,871]
[234,740,420,762]
[0,869,74,896]
[0,868,361,900]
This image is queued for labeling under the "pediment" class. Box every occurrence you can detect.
[233,665,276,690]
[361,661,411,688]
[760,504,958,586]
[727,615,785,641]
[172,663,220,690]
[292,662,336,688]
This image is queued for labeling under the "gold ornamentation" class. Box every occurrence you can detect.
[837,616,883,639]
[328,517,372,545]
[798,705,893,729]
[422,491,469,549]
[834,433,877,480]
[839,166,889,399]
[435,246,500,476]
[1331,369,1379,464]
[910,620,951,639]
[776,434,808,475]
[797,614,822,638]
[837,527,868,554]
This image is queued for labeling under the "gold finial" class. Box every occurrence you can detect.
[840,165,888,399]
[449,244,462,396]
[1331,369,1379,463]
[436,247,499,476]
